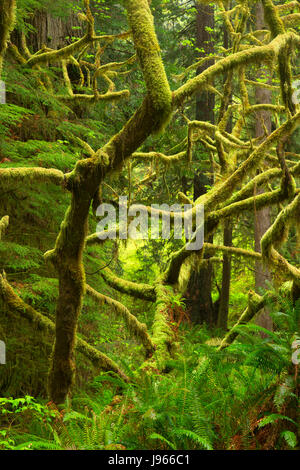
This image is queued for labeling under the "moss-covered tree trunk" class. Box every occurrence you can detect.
[47,0,172,404]
[0,0,16,76]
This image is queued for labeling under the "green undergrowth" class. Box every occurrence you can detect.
[0,296,299,450]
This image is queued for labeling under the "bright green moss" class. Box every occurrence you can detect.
[0,0,16,76]
[125,0,172,133]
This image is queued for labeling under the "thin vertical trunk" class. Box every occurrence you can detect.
[254,2,273,331]
[185,2,215,326]
[217,219,233,330]
[216,21,233,331]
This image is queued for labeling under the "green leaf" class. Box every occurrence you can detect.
[280,431,297,448]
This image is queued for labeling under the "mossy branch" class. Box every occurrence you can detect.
[45,0,174,403]
[163,244,204,286]
[217,290,278,351]
[262,0,295,114]
[132,151,187,163]
[86,223,129,245]
[204,243,262,260]
[195,110,300,212]
[163,240,262,288]
[86,284,155,357]
[0,168,65,187]
[282,13,300,28]
[100,267,156,302]
[124,0,172,131]
[149,283,177,370]
[174,32,300,106]
[208,187,299,223]
[277,2,300,13]
[225,161,300,206]
[261,193,300,283]
[57,89,130,104]
[0,274,129,382]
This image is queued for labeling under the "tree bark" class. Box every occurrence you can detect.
[254,2,273,332]
[25,4,81,52]
[184,2,215,326]
[217,219,233,330]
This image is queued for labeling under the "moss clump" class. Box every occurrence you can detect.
[149,283,177,370]
[0,215,9,241]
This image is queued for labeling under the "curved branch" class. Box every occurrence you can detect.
[100,267,156,302]
[217,290,278,351]
[0,274,129,382]
[173,32,300,106]
[86,284,155,356]
[261,193,300,283]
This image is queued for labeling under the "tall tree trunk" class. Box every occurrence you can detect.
[28,7,82,51]
[11,3,81,53]
[217,219,233,330]
[254,2,273,331]
[216,21,233,332]
[184,2,215,326]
